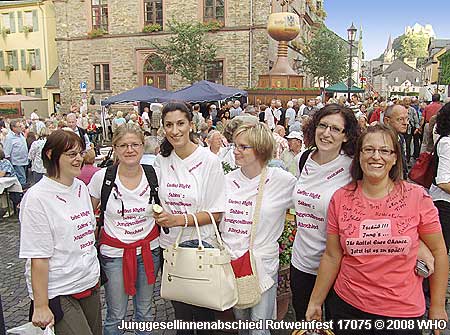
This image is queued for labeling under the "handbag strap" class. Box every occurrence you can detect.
[174,213,204,249]
[249,167,268,250]
[205,211,225,249]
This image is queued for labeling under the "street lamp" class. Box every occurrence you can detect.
[347,23,357,101]
[437,65,442,94]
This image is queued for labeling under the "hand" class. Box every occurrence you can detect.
[305,302,322,321]
[153,210,181,228]
[32,305,54,329]
[429,305,448,335]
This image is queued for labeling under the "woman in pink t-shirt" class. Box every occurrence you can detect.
[306,124,448,335]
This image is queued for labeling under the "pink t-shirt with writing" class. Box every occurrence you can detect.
[328,181,441,318]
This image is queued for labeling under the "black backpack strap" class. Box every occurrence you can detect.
[432,136,445,186]
[98,164,119,228]
[141,164,160,205]
[298,149,313,175]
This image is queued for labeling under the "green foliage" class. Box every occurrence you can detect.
[1,27,10,39]
[142,23,162,33]
[438,51,450,85]
[202,20,223,31]
[87,28,106,38]
[302,25,349,88]
[278,215,297,266]
[222,161,237,175]
[400,32,428,59]
[150,20,217,84]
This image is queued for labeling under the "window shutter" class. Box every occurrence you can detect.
[0,51,4,71]
[35,87,42,97]
[21,49,26,70]
[16,88,21,94]
[12,50,18,70]
[32,10,38,31]
[9,12,16,33]
[17,12,23,32]
[35,49,41,70]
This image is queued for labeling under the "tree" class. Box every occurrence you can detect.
[438,51,450,85]
[302,26,348,89]
[400,32,428,59]
[150,21,217,84]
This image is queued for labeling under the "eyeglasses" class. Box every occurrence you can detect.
[232,144,254,152]
[361,147,395,157]
[63,151,86,159]
[115,143,143,151]
[317,122,344,134]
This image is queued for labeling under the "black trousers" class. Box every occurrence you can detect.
[171,301,216,335]
[290,265,331,321]
[434,200,450,253]
[0,295,5,335]
[327,289,422,335]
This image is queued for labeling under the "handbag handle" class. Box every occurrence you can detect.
[205,211,225,249]
[174,213,204,249]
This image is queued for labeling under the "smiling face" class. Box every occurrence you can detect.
[163,110,193,151]
[360,132,397,183]
[114,133,144,166]
[59,145,84,179]
[233,132,259,169]
[314,113,348,157]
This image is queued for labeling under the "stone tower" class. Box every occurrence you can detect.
[382,35,394,70]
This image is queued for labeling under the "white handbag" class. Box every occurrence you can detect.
[160,211,238,311]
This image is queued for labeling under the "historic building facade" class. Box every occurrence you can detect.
[0,0,58,116]
[52,0,324,112]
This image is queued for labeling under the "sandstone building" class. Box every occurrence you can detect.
[52,0,324,112]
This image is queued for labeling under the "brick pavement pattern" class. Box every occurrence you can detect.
[1,215,449,335]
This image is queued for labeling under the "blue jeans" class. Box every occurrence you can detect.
[13,165,27,186]
[101,248,161,335]
[233,274,278,335]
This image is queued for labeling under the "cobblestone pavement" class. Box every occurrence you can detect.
[0,215,448,334]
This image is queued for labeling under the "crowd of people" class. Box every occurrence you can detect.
[1,92,449,335]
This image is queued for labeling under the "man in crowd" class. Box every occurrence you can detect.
[303,98,318,117]
[281,131,303,177]
[229,100,242,118]
[3,120,28,187]
[192,104,205,132]
[150,103,163,136]
[66,113,90,148]
[315,96,324,109]
[384,104,409,179]
[403,97,420,164]
[264,99,281,131]
[420,93,442,128]
[273,125,288,159]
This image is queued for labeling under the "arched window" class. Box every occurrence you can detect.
[143,54,167,89]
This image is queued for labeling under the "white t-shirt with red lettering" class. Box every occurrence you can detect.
[154,146,226,249]
[220,167,296,291]
[329,182,441,317]
[88,166,159,258]
[291,151,352,275]
[19,176,100,299]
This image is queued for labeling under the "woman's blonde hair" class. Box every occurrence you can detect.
[112,123,144,146]
[83,148,96,165]
[233,122,275,164]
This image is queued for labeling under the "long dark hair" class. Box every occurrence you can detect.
[436,102,450,136]
[160,102,198,157]
[350,124,403,184]
[302,103,359,156]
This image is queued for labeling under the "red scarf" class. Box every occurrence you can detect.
[100,225,159,295]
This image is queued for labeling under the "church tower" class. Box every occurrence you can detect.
[382,35,394,70]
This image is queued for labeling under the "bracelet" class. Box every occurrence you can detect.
[183,213,189,227]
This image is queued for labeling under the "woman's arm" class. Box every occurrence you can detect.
[420,232,448,334]
[306,234,343,321]
[31,258,54,328]
[417,240,435,275]
[153,210,222,228]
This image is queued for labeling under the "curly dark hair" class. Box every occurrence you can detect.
[160,101,197,157]
[436,102,450,136]
[302,103,359,156]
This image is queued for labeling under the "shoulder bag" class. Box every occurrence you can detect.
[231,167,267,309]
[160,211,238,311]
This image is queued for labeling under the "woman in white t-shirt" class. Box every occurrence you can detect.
[88,123,160,335]
[290,103,359,321]
[153,102,226,334]
[19,129,101,334]
[219,123,296,333]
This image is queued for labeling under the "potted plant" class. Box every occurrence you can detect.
[87,28,106,38]
[1,27,10,39]
[22,25,33,37]
[142,23,162,33]
[26,63,34,75]
[5,64,14,76]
